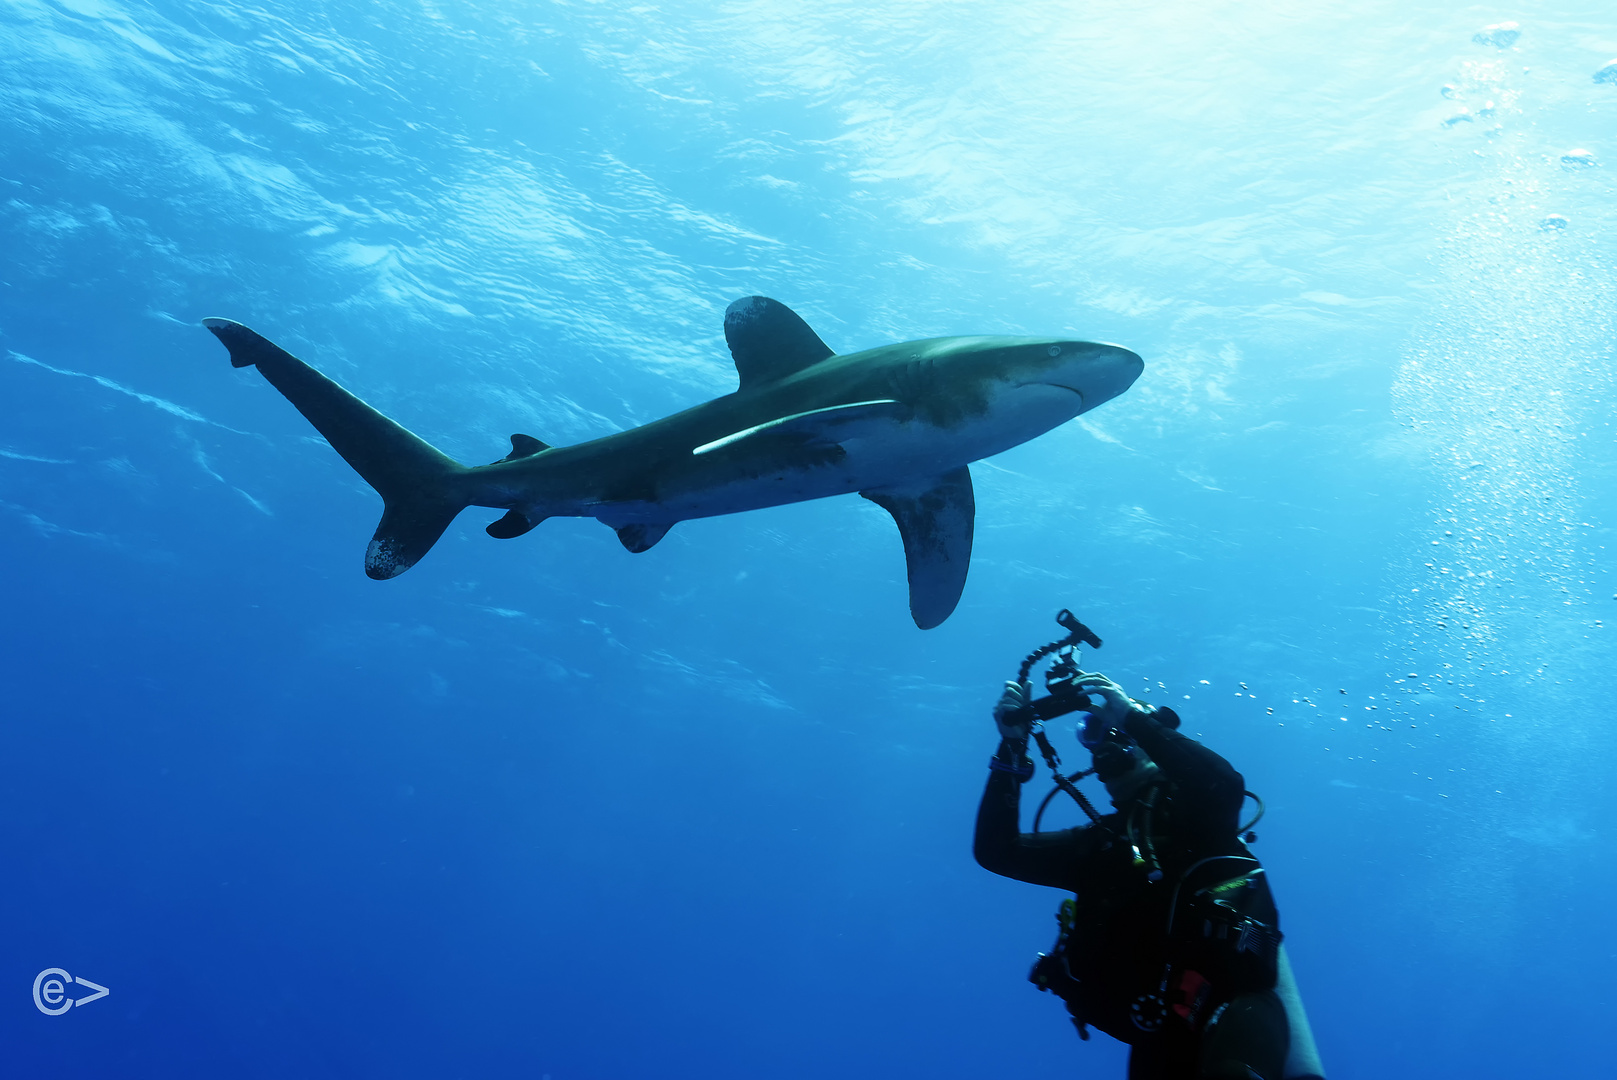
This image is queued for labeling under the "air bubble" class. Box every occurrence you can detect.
[1472,22,1520,48]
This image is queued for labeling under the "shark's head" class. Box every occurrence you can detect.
[1019,339,1145,414]
[884,336,1144,449]
[904,335,1144,432]
[913,335,1143,409]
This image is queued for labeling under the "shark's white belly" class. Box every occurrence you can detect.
[599,383,1083,525]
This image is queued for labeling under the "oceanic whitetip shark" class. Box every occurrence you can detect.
[204,297,1142,628]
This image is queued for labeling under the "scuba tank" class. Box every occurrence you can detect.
[1276,947,1327,1080]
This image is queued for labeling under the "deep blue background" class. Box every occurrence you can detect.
[4,2,1616,1076]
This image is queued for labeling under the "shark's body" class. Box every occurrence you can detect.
[205,297,1142,627]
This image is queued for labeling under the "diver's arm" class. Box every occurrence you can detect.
[1123,710,1245,822]
[973,743,1086,888]
[1074,673,1245,825]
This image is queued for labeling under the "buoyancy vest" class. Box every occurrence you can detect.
[1028,783,1282,1046]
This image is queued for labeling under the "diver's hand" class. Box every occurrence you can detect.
[1072,673,1147,729]
[993,680,1033,743]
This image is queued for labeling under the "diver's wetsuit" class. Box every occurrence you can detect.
[975,710,1289,1080]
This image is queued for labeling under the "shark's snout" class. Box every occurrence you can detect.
[1045,342,1143,412]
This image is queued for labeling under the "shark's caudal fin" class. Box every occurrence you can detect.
[861,466,975,630]
[203,319,469,579]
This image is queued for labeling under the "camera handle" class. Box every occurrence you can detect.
[1014,610,1108,828]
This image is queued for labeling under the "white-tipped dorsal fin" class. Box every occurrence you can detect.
[724,296,835,391]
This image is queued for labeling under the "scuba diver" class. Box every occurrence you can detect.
[974,612,1325,1080]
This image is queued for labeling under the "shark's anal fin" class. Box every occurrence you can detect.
[487,509,543,539]
[724,296,835,390]
[616,522,673,553]
[861,466,975,630]
[693,399,906,456]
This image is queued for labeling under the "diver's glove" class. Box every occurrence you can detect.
[993,679,1034,743]
[1073,673,1181,746]
[990,680,1036,781]
[1072,673,1147,746]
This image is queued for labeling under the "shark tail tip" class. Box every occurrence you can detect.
[202,317,267,369]
[365,537,414,580]
[365,496,465,579]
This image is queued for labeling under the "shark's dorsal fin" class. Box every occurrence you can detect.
[502,434,549,460]
[724,296,835,390]
[861,466,975,630]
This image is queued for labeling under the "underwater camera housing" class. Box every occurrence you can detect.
[1016,609,1144,831]
[1015,609,1257,839]
[1022,610,1105,723]
[1020,610,1178,745]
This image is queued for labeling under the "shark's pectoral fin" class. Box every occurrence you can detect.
[487,509,544,539]
[615,522,674,553]
[724,296,836,390]
[861,466,975,630]
[693,399,907,456]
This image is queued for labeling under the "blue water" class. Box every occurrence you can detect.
[4,2,1616,1076]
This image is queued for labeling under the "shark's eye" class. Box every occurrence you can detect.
[1047,345,1062,357]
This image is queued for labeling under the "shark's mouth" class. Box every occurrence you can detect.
[1036,382,1086,406]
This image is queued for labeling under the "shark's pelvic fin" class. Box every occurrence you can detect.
[724,296,835,390]
[202,318,470,580]
[861,466,975,630]
[615,522,673,553]
[692,399,906,456]
[487,509,543,539]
